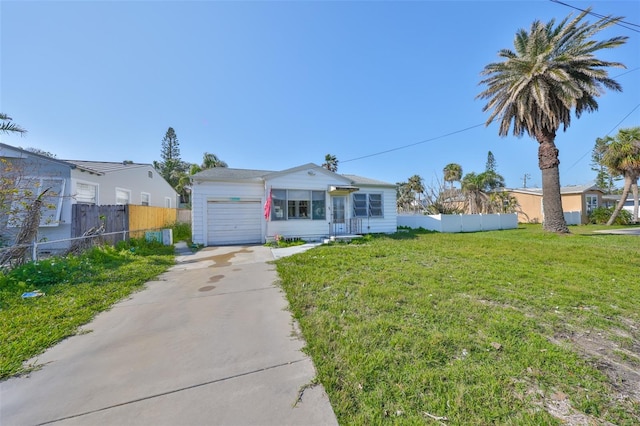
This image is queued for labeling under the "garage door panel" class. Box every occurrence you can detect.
[207,201,262,245]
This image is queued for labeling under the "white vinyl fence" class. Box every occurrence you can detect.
[398,213,518,233]
[563,211,581,225]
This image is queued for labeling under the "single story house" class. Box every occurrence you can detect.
[507,183,603,225]
[0,143,178,250]
[190,163,397,246]
[602,194,638,215]
[63,160,178,208]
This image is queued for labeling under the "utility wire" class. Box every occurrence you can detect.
[566,102,640,171]
[342,64,639,166]
[550,0,640,33]
[341,122,487,163]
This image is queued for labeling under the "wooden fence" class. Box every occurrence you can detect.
[71,204,129,245]
[128,205,177,238]
[71,205,177,241]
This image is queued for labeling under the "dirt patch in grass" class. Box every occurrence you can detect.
[545,320,640,424]
[566,327,640,403]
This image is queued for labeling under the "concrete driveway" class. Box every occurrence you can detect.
[0,245,337,425]
[592,227,640,235]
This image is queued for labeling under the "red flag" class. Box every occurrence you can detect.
[264,188,272,220]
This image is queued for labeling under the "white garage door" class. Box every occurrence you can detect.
[207,201,262,245]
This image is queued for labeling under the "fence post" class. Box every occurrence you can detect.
[32,238,37,262]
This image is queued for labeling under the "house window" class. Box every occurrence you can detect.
[271,189,286,220]
[586,194,598,214]
[270,189,326,221]
[165,197,172,208]
[9,177,65,227]
[148,171,153,179]
[312,191,326,220]
[75,182,97,204]
[141,192,150,206]
[116,188,130,205]
[353,193,383,218]
[288,190,310,219]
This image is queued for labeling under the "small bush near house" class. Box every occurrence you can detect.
[0,243,174,379]
[589,206,632,225]
[169,221,192,243]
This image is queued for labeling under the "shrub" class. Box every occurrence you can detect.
[589,206,632,225]
[169,222,191,242]
[115,238,175,256]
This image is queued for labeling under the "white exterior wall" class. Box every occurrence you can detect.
[71,165,178,207]
[191,166,397,246]
[353,186,397,234]
[265,169,350,240]
[191,180,264,246]
[0,150,74,251]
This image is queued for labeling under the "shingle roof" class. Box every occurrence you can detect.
[191,167,274,181]
[507,183,602,195]
[192,165,395,187]
[62,160,151,175]
[342,174,396,187]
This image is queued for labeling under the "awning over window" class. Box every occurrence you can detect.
[328,185,359,194]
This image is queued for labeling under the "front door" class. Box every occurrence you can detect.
[332,196,346,235]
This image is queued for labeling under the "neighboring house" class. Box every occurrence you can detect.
[0,143,178,250]
[507,183,603,225]
[1,143,75,247]
[63,160,178,208]
[602,194,638,214]
[190,163,397,246]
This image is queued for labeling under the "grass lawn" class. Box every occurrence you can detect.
[0,242,175,380]
[276,224,640,424]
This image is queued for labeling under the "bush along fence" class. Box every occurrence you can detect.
[1,204,179,268]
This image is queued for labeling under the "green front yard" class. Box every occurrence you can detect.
[0,241,175,379]
[276,225,640,424]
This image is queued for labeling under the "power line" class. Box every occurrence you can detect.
[550,0,640,33]
[341,122,487,163]
[566,102,640,171]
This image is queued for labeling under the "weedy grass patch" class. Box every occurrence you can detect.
[276,224,640,424]
[0,240,174,379]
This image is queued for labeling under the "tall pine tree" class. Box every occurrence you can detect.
[155,127,187,193]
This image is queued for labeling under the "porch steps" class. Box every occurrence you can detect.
[323,234,362,244]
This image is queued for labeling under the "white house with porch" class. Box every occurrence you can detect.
[190,163,397,246]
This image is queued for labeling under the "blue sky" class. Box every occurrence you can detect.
[2,0,639,190]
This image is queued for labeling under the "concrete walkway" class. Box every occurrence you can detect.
[592,227,640,235]
[0,244,337,425]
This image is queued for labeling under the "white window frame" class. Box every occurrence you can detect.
[353,193,384,218]
[586,194,598,214]
[74,180,98,205]
[165,197,172,208]
[115,188,131,205]
[270,189,326,221]
[141,192,151,206]
[8,177,65,227]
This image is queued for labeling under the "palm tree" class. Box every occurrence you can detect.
[201,152,228,169]
[477,9,627,233]
[461,172,486,214]
[322,154,339,172]
[601,127,640,225]
[0,113,26,135]
[407,174,425,212]
[443,163,462,190]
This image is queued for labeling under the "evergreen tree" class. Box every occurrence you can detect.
[155,127,190,203]
[485,151,497,173]
[483,151,504,190]
[591,136,618,193]
[161,127,180,163]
